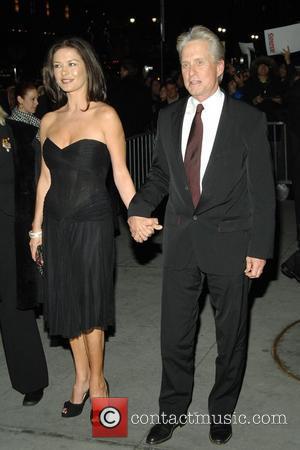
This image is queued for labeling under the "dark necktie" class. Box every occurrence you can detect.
[184,103,204,207]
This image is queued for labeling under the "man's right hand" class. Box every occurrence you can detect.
[127,216,163,243]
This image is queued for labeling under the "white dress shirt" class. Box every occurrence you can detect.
[181,88,225,190]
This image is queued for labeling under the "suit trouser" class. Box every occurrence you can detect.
[0,211,48,394]
[159,261,249,421]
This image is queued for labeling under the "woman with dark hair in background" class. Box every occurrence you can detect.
[9,82,40,130]
[0,105,48,406]
[30,37,136,419]
[7,82,41,184]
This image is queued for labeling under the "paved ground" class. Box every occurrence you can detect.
[0,200,299,450]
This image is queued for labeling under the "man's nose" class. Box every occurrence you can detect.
[190,64,198,76]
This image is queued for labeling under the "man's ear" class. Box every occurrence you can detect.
[217,59,225,79]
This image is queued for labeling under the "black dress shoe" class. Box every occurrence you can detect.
[209,424,232,445]
[146,423,180,445]
[23,389,44,406]
[281,262,300,282]
[281,251,300,282]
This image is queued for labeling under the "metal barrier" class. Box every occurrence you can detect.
[268,121,291,185]
[126,122,291,190]
[126,132,156,190]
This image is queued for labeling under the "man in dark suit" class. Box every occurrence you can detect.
[128,25,275,445]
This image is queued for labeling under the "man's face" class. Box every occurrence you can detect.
[181,40,224,102]
[166,82,178,100]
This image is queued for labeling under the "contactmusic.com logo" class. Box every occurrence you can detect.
[91,398,128,437]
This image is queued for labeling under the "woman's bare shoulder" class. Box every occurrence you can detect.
[92,102,118,120]
[40,110,58,128]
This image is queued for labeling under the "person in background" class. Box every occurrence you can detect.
[242,56,283,121]
[150,77,162,127]
[128,25,275,446]
[7,82,41,188]
[0,105,48,406]
[281,70,300,280]
[278,47,295,97]
[176,72,189,98]
[226,78,244,100]
[159,84,167,103]
[109,58,152,137]
[160,79,180,108]
[9,82,40,131]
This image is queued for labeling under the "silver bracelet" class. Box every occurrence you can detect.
[29,230,42,239]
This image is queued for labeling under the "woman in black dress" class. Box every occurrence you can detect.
[30,38,137,417]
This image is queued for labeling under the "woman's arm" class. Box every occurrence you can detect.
[101,106,136,208]
[29,113,52,260]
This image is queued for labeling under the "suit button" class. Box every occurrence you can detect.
[184,185,189,191]
[193,215,198,221]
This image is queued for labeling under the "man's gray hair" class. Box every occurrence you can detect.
[176,25,225,62]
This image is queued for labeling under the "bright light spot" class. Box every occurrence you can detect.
[144,65,153,72]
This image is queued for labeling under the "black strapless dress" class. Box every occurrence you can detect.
[43,138,115,338]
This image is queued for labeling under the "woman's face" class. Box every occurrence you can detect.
[52,47,88,94]
[17,88,38,113]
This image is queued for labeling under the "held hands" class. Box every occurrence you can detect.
[244,256,266,279]
[128,216,163,243]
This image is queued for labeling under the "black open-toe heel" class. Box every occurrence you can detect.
[61,390,89,418]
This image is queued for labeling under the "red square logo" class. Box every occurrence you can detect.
[91,397,128,437]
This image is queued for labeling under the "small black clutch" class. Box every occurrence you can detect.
[35,245,44,276]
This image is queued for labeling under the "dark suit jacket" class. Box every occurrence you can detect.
[0,122,40,309]
[128,94,276,275]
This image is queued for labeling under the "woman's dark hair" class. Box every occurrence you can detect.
[43,37,107,108]
[13,81,37,108]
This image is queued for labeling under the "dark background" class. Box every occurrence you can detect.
[0,0,300,85]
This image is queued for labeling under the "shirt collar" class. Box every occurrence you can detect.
[188,88,224,113]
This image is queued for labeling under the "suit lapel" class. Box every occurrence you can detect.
[170,98,195,205]
[196,95,233,213]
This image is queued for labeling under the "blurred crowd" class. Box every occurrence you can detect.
[1,49,300,135]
